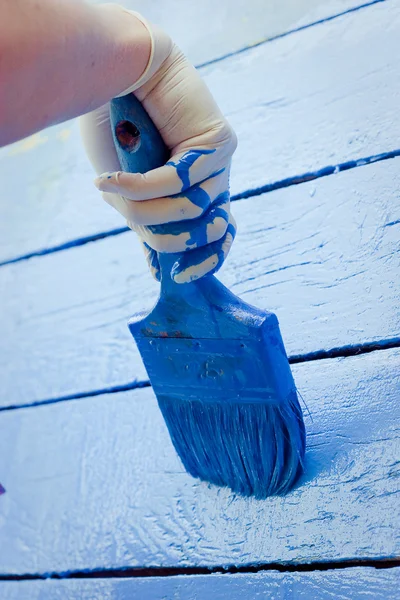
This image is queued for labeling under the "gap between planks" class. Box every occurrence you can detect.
[1,146,399,268]
[0,558,398,582]
[1,338,399,413]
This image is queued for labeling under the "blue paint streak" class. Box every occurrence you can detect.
[171,213,236,281]
[142,241,161,281]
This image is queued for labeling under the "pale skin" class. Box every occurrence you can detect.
[0,0,237,283]
[0,0,151,146]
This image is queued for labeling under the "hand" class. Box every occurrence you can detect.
[80,10,237,283]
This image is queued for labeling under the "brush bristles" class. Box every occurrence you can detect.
[157,392,306,499]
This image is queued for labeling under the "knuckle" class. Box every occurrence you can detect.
[212,121,238,154]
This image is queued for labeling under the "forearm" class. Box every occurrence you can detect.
[0,0,151,146]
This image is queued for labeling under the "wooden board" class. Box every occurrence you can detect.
[1,159,398,408]
[1,568,399,599]
[0,0,397,264]
[91,0,372,67]
[0,348,398,574]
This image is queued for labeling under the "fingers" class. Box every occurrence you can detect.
[171,214,237,283]
[102,168,229,226]
[94,147,231,200]
[129,192,230,253]
[138,213,236,284]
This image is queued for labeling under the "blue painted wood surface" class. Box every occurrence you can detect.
[1,568,399,599]
[0,348,398,573]
[0,0,397,264]
[0,158,398,408]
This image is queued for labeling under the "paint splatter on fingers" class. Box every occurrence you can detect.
[130,192,230,253]
[94,148,226,201]
[171,213,237,283]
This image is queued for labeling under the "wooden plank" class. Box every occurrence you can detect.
[0,0,397,263]
[0,349,398,573]
[1,159,398,408]
[1,568,399,599]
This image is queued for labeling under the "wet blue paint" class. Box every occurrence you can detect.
[170,167,225,214]
[111,95,305,498]
[142,241,161,282]
[167,149,216,192]
[146,191,229,250]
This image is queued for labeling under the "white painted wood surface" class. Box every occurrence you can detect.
[1,568,399,599]
[0,0,397,263]
[1,159,398,408]
[0,349,398,574]
[91,0,370,66]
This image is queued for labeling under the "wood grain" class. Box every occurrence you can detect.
[1,568,399,599]
[0,0,397,263]
[1,159,398,408]
[0,349,398,574]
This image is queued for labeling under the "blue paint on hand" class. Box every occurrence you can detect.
[167,148,216,193]
[142,149,233,281]
[146,191,229,245]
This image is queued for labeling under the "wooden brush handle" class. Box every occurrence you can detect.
[111,94,169,176]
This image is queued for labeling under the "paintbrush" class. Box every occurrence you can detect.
[110,94,306,498]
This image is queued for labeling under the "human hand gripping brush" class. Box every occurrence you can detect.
[82,11,306,497]
[108,94,305,499]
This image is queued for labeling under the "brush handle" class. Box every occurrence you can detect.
[111,95,197,295]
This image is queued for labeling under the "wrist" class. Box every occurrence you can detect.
[96,4,153,98]
[114,10,174,97]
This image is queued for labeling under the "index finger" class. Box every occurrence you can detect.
[94,147,227,200]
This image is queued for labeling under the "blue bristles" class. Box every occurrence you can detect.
[157,390,306,499]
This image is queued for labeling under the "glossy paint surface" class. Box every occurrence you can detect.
[0,349,398,573]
